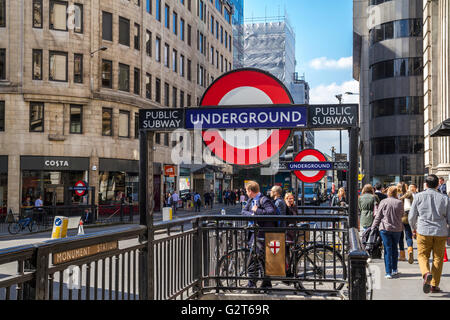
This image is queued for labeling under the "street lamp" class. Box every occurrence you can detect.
[90,46,108,57]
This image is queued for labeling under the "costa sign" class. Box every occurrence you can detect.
[292,149,328,183]
[199,69,295,166]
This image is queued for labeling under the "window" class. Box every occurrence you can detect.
[188,0,191,11]
[180,18,185,41]
[30,102,44,132]
[134,23,140,50]
[216,49,219,68]
[220,54,223,72]
[72,3,83,33]
[180,55,185,77]
[225,31,228,48]
[102,59,113,88]
[370,58,423,81]
[156,0,161,21]
[155,77,161,103]
[216,21,219,39]
[172,49,177,72]
[133,0,141,6]
[187,24,192,46]
[50,0,67,31]
[187,59,192,81]
[199,0,204,20]
[146,30,152,56]
[180,91,184,108]
[215,0,221,12]
[187,94,191,107]
[33,0,43,28]
[49,51,68,82]
[220,26,223,43]
[156,133,161,144]
[119,63,130,92]
[145,73,151,99]
[135,113,139,139]
[210,15,214,34]
[102,11,113,41]
[164,133,169,146]
[172,87,177,108]
[119,111,130,138]
[173,12,177,35]
[146,0,152,14]
[164,82,170,106]
[165,5,170,29]
[134,68,140,95]
[155,37,161,62]
[371,97,424,118]
[0,101,4,132]
[70,105,82,134]
[210,46,214,64]
[164,43,169,68]
[229,35,232,52]
[119,17,130,46]
[225,58,228,72]
[32,49,43,80]
[74,54,83,83]
[0,0,4,27]
[224,8,231,23]
[369,19,423,45]
[102,108,113,136]
[372,136,424,155]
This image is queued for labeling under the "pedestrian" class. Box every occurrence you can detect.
[241,181,277,289]
[34,194,44,224]
[331,187,347,207]
[396,182,409,261]
[194,192,201,212]
[209,190,214,209]
[371,186,404,279]
[204,191,210,209]
[171,191,179,215]
[270,185,286,227]
[409,174,450,293]
[358,184,380,233]
[438,177,447,195]
[400,185,415,264]
[240,192,246,206]
[374,183,387,201]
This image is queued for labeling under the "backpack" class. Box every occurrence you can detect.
[361,226,383,259]
[257,196,284,227]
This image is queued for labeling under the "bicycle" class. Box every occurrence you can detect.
[8,216,38,234]
[217,223,347,294]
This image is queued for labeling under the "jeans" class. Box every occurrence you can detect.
[380,230,402,275]
[398,224,414,250]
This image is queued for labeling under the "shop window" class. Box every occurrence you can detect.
[145,73,151,99]
[0,101,4,131]
[74,54,83,83]
[33,0,43,28]
[99,172,138,205]
[119,16,130,47]
[49,51,68,82]
[50,0,68,31]
[102,11,113,41]
[134,23,140,50]
[102,108,112,136]
[119,63,130,92]
[134,68,140,95]
[102,59,113,88]
[30,102,44,132]
[70,105,82,134]
[146,30,152,57]
[0,172,6,209]
[119,110,130,138]
[32,49,43,80]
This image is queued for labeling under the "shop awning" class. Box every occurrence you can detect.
[430,118,450,137]
[180,164,224,173]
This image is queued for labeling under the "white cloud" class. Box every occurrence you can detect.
[309,80,359,104]
[309,56,353,70]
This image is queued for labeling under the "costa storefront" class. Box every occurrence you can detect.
[21,156,90,206]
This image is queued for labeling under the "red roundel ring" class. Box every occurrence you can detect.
[293,149,327,183]
[200,69,293,166]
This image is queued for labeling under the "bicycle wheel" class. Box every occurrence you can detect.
[8,223,21,235]
[28,220,38,232]
[217,248,263,291]
[294,245,347,294]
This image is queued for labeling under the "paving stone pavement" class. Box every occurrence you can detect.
[370,243,450,300]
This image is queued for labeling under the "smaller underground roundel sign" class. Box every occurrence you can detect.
[74,180,87,197]
[293,149,328,183]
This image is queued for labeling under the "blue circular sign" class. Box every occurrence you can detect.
[55,218,62,226]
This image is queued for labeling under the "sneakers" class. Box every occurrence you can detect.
[385,274,392,279]
[430,286,443,294]
[392,270,399,277]
[408,247,414,264]
[423,272,433,294]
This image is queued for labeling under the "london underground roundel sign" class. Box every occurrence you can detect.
[200,69,293,166]
[293,149,327,183]
[74,180,87,197]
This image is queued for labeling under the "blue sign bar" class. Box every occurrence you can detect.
[185,106,308,129]
[289,162,333,171]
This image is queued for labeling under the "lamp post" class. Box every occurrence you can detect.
[90,46,108,57]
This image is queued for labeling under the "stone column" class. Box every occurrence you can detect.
[8,155,20,214]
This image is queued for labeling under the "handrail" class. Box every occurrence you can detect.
[348,227,369,300]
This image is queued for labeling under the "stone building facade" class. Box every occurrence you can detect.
[0,0,234,213]
[423,0,450,180]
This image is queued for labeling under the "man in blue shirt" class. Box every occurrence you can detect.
[194,192,201,212]
[438,177,447,195]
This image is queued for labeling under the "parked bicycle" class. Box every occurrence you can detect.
[8,216,38,234]
[217,223,347,294]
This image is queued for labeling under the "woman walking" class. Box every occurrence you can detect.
[397,182,408,261]
[331,187,347,207]
[400,185,415,264]
[358,184,380,232]
[371,186,405,279]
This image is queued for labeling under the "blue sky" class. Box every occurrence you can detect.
[244,0,357,156]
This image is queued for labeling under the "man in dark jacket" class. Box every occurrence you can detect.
[242,181,277,289]
[374,183,387,201]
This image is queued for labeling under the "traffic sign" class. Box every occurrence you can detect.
[73,180,87,197]
[292,149,328,183]
[199,68,295,166]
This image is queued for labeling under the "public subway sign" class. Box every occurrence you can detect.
[139,109,184,131]
[184,106,307,130]
[308,105,358,128]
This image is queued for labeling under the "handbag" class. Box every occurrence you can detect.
[402,197,411,224]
